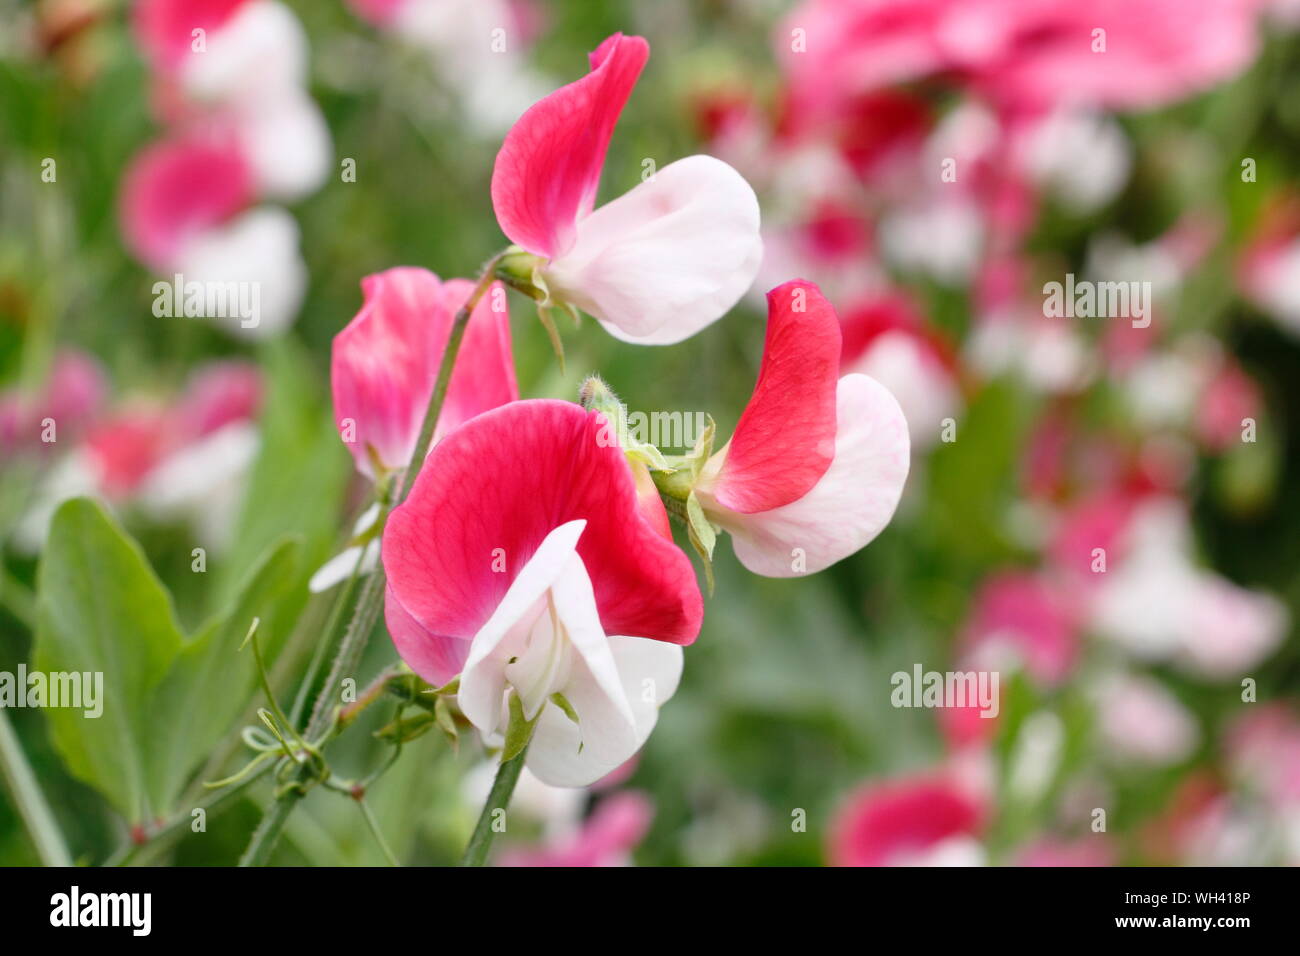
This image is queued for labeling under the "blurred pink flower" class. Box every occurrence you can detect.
[695,280,910,576]
[1226,705,1300,806]
[840,291,960,451]
[0,350,106,457]
[491,33,762,344]
[133,0,250,73]
[1195,358,1260,452]
[1014,837,1115,867]
[498,792,653,866]
[330,267,517,480]
[1093,673,1198,766]
[961,571,1079,686]
[777,0,1262,116]
[829,773,985,866]
[119,133,253,270]
[1239,193,1300,335]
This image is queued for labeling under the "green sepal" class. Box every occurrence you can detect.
[375,710,437,744]
[685,490,718,596]
[434,696,459,753]
[502,691,538,762]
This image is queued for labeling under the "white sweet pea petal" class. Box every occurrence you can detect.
[519,559,643,788]
[456,519,682,788]
[545,154,762,345]
[458,520,587,739]
[236,89,332,201]
[308,540,379,594]
[138,421,259,550]
[174,207,307,338]
[704,374,910,577]
[523,635,682,788]
[181,1,308,103]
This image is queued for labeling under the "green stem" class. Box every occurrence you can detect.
[108,762,271,866]
[239,252,506,867]
[0,709,72,866]
[459,743,529,867]
[357,796,401,867]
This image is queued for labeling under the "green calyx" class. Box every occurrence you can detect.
[495,246,576,373]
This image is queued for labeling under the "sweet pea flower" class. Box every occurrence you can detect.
[828,773,986,867]
[331,267,518,481]
[119,133,308,336]
[133,0,330,200]
[382,399,702,786]
[691,279,910,577]
[491,33,762,345]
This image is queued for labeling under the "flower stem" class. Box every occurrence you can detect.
[459,742,530,867]
[0,709,72,866]
[239,252,506,867]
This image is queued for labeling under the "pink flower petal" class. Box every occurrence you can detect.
[829,774,985,867]
[437,278,519,444]
[490,33,648,259]
[707,279,841,514]
[331,268,517,478]
[383,583,470,687]
[133,0,252,73]
[382,399,702,651]
[119,133,253,270]
[173,360,262,441]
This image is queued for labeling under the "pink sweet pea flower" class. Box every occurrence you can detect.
[694,279,910,577]
[331,267,518,480]
[491,33,762,345]
[498,791,654,867]
[828,773,986,867]
[382,399,702,786]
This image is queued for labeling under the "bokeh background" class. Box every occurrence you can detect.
[2,0,1300,866]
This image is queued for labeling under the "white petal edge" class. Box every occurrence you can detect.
[546,155,762,345]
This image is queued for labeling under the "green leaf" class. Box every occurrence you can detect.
[145,537,300,814]
[32,498,184,822]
